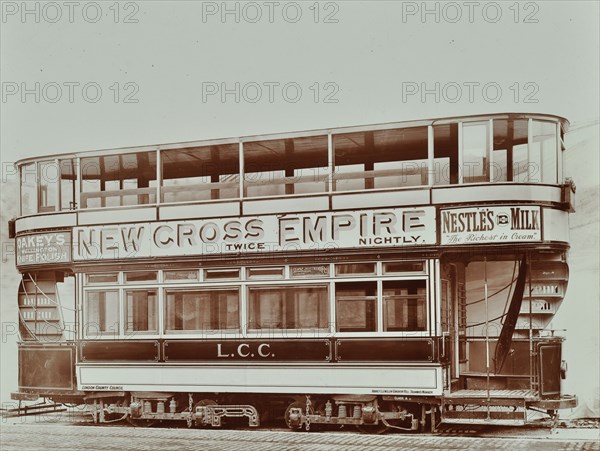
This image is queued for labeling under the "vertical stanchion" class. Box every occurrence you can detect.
[484,257,490,419]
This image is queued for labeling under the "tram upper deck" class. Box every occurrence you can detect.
[13,112,572,241]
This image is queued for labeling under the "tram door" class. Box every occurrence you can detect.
[440,264,460,385]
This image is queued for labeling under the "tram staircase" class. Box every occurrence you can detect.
[441,259,568,425]
[18,273,66,341]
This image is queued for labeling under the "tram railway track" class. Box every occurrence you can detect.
[1,420,598,451]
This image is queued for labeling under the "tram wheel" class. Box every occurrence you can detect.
[284,401,305,430]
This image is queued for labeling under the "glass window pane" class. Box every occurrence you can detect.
[383,280,427,331]
[85,290,119,335]
[125,289,157,332]
[335,263,376,276]
[462,122,490,183]
[164,270,199,282]
[124,271,157,283]
[60,159,77,210]
[81,152,157,208]
[334,127,429,191]
[165,289,239,331]
[162,144,240,203]
[531,121,558,184]
[335,282,377,332]
[86,273,119,284]
[244,135,328,197]
[38,161,58,212]
[248,286,328,330]
[493,119,529,182]
[383,261,425,274]
[204,268,241,280]
[20,163,37,215]
[433,123,459,185]
[246,267,285,279]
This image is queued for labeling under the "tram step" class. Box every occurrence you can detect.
[442,409,526,425]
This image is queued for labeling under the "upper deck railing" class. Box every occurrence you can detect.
[15,113,568,217]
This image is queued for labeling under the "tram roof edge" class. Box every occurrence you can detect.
[14,112,569,166]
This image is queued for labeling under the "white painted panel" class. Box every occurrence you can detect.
[332,189,430,210]
[78,364,442,396]
[432,184,561,204]
[159,202,240,220]
[543,208,570,242]
[15,213,77,233]
[244,196,329,215]
[78,207,156,225]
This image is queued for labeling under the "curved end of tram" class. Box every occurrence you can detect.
[9,112,578,431]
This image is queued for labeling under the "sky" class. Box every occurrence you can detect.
[0,1,599,163]
[0,0,599,410]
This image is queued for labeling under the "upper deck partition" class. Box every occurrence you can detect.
[17,113,567,216]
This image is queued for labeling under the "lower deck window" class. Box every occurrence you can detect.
[165,289,239,331]
[383,280,427,331]
[248,285,328,330]
[85,290,119,335]
[336,282,377,332]
[125,289,158,333]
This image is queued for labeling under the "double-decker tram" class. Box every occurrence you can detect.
[10,112,578,431]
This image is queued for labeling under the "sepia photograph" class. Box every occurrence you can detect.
[0,1,598,449]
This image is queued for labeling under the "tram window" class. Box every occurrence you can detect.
[462,122,490,184]
[383,261,425,274]
[85,290,119,336]
[433,123,459,185]
[493,119,529,182]
[80,151,157,208]
[204,268,241,280]
[162,143,240,203]
[244,135,328,197]
[38,161,59,212]
[125,289,158,333]
[60,159,77,210]
[165,288,239,332]
[334,127,429,191]
[164,270,199,282]
[86,273,119,284]
[246,267,285,279]
[335,281,377,332]
[531,121,558,184]
[335,263,376,276]
[383,280,427,332]
[248,285,328,330]
[20,163,38,215]
[124,271,158,283]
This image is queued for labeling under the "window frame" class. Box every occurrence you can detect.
[80,260,432,340]
[246,283,330,333]
[163,286,241,334]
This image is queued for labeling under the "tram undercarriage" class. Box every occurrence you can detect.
[82,392,430,432]
[76,389,575,432]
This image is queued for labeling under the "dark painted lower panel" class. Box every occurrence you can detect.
[164,339,331,362]
[80,341,159,362]
[335,339,433,362]
[19,345,75,390]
